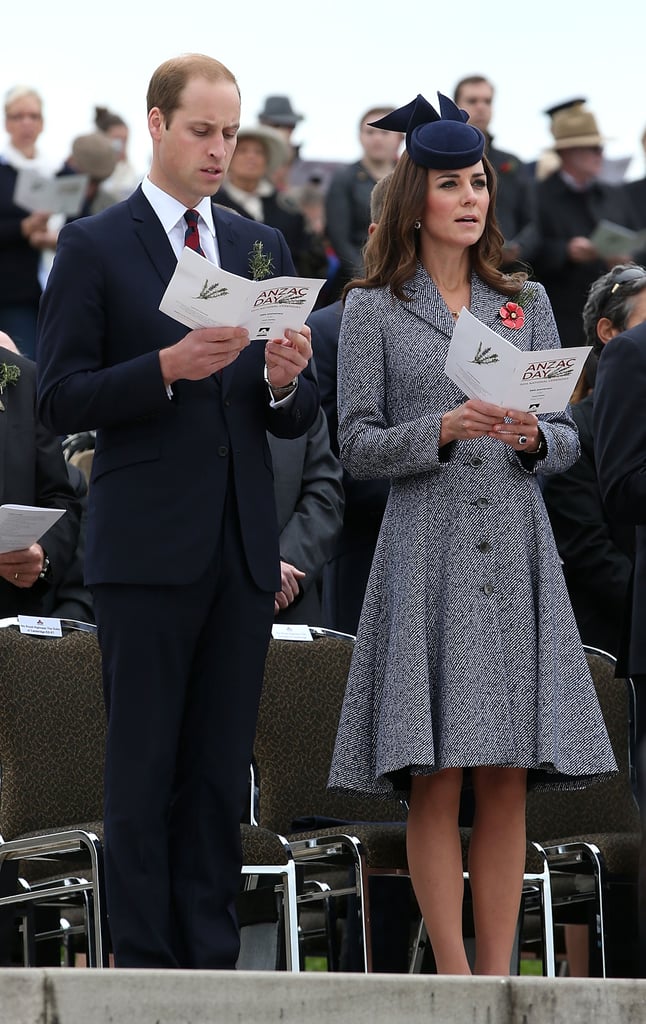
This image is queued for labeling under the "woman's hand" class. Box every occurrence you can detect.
[440,398,508,446]
[488,408,543,453]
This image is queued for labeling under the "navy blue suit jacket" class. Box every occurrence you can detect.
[37,187,319,591]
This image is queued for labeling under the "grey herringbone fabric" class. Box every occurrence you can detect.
[328,267,617,797]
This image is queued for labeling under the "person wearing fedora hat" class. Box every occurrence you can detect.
[257,95,304,191]
[327,91,617,976]
[46,132,121,266]
[215,124,327,280]
[258,95,303,135]
[532,98,638,346]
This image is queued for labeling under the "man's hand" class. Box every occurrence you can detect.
[159,326,250,386]
[264,326,312,390]
[274,561,306,614]
[0,544,46,588]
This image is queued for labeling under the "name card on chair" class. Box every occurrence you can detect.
[17,615,63,637]
[271,624,313,642]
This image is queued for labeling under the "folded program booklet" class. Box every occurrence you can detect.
[0,504,65,554]
[159,247,326,341]
[444,308,592,413]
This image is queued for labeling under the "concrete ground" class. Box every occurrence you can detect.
[3,969,646,1024]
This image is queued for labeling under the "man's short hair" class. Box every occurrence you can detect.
[146,53,239,124]
[359,106,395,130]
[453,75,493,105]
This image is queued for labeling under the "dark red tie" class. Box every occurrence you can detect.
[183,209,205,256]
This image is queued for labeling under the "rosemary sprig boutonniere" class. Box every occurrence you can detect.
[0,363,20,412]
[248,240,274,281]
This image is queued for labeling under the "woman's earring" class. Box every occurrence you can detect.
[414,220,421,230]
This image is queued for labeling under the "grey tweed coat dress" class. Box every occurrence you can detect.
[328,265,617,798]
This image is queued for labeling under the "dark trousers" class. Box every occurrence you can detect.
[92,496,274,969]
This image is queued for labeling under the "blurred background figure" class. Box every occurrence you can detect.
[257,94,303,192]
[622,126,646,266]
[0,86,53,357]
[94,105,143,200]
[269,405,344,626]
[532,98,637,346]
[324,105,402,301]
[215,125,327,281]
[453,75,538,271]
[312,174,392,636]
[0,329,83,619]
[57,131,120,219]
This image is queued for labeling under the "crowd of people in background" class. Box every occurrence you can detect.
[1,62,646,976]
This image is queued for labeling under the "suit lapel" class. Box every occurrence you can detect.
[128,187,176,288]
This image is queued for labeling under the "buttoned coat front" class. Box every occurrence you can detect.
[329,266,617,796]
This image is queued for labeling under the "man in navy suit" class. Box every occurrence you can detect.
[36,53,318,969]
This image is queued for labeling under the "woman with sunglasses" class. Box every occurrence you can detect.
[328,93,617,976]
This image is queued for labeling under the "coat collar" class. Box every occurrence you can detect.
[403,262,520,339]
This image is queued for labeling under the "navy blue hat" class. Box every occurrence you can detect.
[369,93,485,170]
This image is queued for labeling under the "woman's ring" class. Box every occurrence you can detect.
[518,435,528,445]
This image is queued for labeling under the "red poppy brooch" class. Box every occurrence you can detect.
[499,301,525,329]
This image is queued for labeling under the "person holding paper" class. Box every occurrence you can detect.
[0,332,80,616]
[532,99,637,347]
[0,86,54,358]
[37,53,318,970]
[327,93,616,976]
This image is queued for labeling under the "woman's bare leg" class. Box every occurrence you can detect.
[469,766,528,975]
[407,769,471,974]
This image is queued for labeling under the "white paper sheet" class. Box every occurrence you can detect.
[0,504,66,554]
[444,308,592,413]
[159,247,326,340]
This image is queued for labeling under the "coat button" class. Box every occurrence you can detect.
[476,497,489,508]
[469,456,483,467]
[482,582,495,596]
[217,445,229,457]
[477,540,491,553]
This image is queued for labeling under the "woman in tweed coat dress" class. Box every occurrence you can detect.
[328,94,617,975]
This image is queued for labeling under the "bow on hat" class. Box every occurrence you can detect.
[370,93,485,171]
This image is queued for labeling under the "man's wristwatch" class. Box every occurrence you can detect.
[39,553,52,581]
[264,363,298,400]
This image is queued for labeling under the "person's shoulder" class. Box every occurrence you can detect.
[0,345,35,376]
[488,145,527,176]
[327,160,364,186]
[307,299,343,329]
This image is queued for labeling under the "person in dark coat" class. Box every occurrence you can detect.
[453,76,538,270]
[543,267,642,655]
[269,404,344,625]
[215,124,326,279]
[593,263,646,977]
[309,175,392,636]
[0,334,80,616]
[532,99,637,347]
[324,106,402,299]
[36,53,318,970]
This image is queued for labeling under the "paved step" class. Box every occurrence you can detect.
[3,969,646,1024]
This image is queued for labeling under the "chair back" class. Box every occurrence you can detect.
[527,646,640,840]
[0,622,105,840]
[255,630,405,835]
